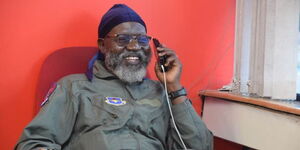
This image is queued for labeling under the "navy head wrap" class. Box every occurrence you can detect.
[98,4,147,38]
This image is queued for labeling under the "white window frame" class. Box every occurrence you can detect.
[233,0,299,100]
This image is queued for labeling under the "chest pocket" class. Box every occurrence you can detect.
[137,98,164,122]
[88,95,133,130]
[140,99,169,138]
[129,98,165,132]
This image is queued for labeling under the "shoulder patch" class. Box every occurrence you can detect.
[41,83,58,107]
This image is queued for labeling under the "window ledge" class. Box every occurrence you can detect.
[199,90,300,116]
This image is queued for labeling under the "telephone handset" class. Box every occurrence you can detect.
[153,38,169,72]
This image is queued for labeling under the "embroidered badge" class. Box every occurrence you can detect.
[105,97,126,106]
[41,83,57,107]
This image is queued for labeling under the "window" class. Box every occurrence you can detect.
[297,18,300,94]
[233,0,299,100]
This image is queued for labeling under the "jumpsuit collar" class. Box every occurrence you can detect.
[93,60,118,80]
[85,52,118,81]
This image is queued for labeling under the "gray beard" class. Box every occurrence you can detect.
[111,63,147,84]
[104,48,151,84]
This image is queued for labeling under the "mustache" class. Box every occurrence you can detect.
[118,49,151,63]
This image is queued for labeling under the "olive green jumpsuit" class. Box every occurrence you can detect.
[15,60,213,150]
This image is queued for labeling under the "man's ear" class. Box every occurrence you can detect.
[97,38,106,53]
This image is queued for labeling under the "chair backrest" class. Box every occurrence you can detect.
[35,47,98,113]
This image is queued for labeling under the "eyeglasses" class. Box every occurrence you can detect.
[104,34,152,47]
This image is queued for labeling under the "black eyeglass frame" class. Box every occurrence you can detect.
[100,34,152,47]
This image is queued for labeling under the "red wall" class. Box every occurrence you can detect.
[0,0,235,149]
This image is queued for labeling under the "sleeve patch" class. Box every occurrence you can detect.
[41,83,58,107]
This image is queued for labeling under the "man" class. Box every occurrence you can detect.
[15,4,213,150]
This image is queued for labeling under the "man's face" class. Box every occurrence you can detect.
[99,22,152,84]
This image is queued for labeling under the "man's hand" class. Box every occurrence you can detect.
[155,45,182,90]
[154,45,187,104]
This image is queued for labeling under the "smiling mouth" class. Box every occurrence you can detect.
[126,56,139,60]
[124,56,140,65]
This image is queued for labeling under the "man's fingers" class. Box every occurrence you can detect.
[165,55,177,66]
[158,49,177,57]
[155,46,181,68]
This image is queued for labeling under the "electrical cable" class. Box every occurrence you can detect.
[161,65,187,150]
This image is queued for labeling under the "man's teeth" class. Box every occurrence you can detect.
[125,57,139,60]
